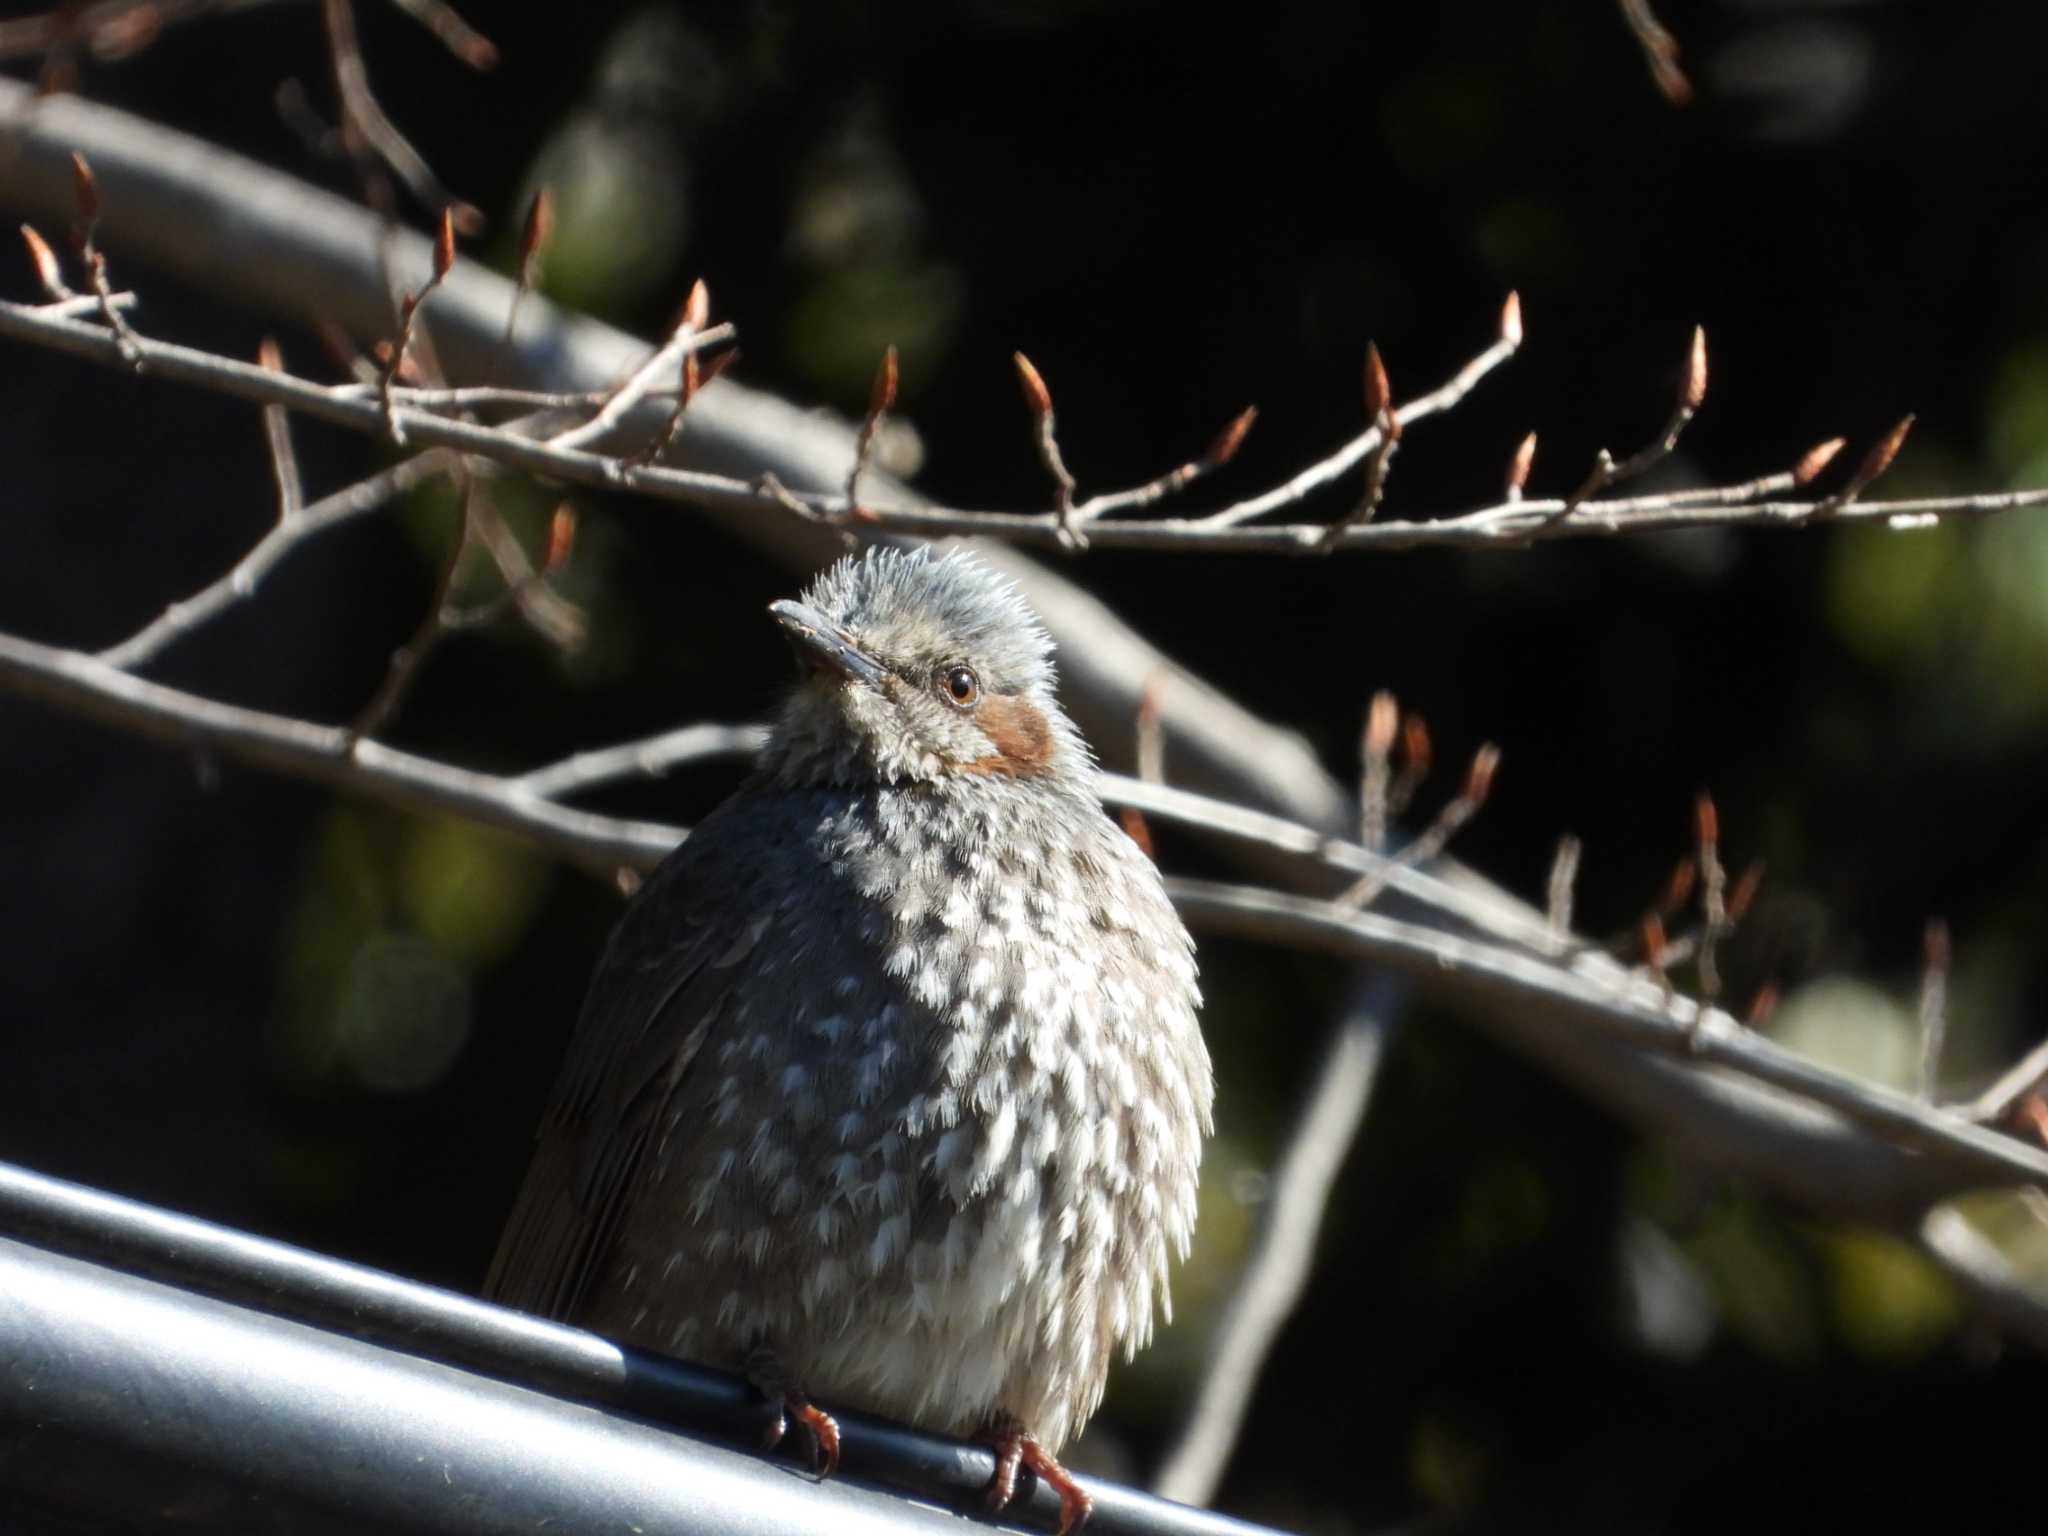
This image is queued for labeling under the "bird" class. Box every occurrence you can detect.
[485,545,1212,1533]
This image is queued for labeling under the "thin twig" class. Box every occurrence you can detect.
[1357,691,1397,853]
[514,722,768,801]
[4,297,2045,556]
[348,476,475,744]
[321,0,481,232]
[380,208,456,444]
[66,156,140,364]
[1076,406,1256,523]
[1198,293,1523,529]
[846,343,897,517]
[1153,976,1403,1506]
[1962,1036,2048,1126]
[1337,742,1500,908]
[255,337,303,519]
[1317,343,1402,548]
[1616,0,1692,105]
[98,453,453,671]
[1548,834,1581,934]
[1695,791,1726,1001]
[1918,918,1952,1103]
[385,0,497,70]
[548,279,709,455]
[1562,325,1706,513]
[1819,416,1915,514]
[1014,351,1080,548]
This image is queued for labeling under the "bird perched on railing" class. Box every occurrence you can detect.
[487,546,1213,1533]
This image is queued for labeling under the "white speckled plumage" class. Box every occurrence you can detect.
[487,547,1211,1453]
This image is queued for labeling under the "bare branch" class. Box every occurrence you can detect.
[514,723,768,801]
[0,627,679,874]
[846,343,897,517]
[1072,407,1258,523]
[98,451,453,671]
[1820,415,1916,513]
[321,0,481,232]
[1616,0,1692,105]
[385,0,497,71]
[1,298,2040,557]
[1918,919,1952,1103]
[1548,833,1581,933]
[548,280,711,455]
[1337,741,1499,908]
[1153,976,1401,1506]
[1562,325,1706,513]
[255,336,303,519]
[1014,351,1080,548]
[1166,876,2048,1206]
[1197,293,1521,530]
[1962,1036,2048,1126]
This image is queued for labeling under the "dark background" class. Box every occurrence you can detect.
[5,1,2048,1529]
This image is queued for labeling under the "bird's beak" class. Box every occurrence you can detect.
[769,600,890,689]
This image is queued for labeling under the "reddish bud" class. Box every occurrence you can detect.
[519,187,554,273]
[1464,743,1501,807]
[1205,405,1257,466]
[1013,351,1053,418]
[1507,431,1538,495]
[869,344,899,418]
[1924,917,1951,974]
[1119,807,1156,861]
[1137,672,1170,729]
[681,277,710,334]
[1694,790,1718,849]
[432,208,456,281]
[94,6,163,59]
[544,504,577,575]
[1363,690,1398,761]
[1641,913,1668,969]
[1853,414,1915,488]
[1793,437,1847,487]
[257,336,284,373]
[1500,290,1524,348]
[2015,1094,2048,1147]
[19,224,64,296]
[1745,981,1780,1029]
[1681,325,1708,412]
[1659,857,1697,916]
[699,347,740,389]
[1401,715,1432,781]
[1727,861,1766,922]
[1363,342,1390,422]
[70,152,99,223]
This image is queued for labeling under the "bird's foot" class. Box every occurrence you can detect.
[984,1421,1093,1536]
[747,1345,841,1479]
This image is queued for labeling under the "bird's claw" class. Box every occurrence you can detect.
[985,1426,1093,1536]
[759,1392,840,1479]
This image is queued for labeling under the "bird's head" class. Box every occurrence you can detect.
[760,547,1089,790]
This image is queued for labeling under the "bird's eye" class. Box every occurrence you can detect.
[938,664,981,709]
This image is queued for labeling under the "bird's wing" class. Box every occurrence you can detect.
[483,795,771,1322]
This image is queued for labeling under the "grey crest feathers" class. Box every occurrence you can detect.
[803,546,1058,698]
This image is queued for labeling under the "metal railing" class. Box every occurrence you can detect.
[0,1158,1284,1536]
